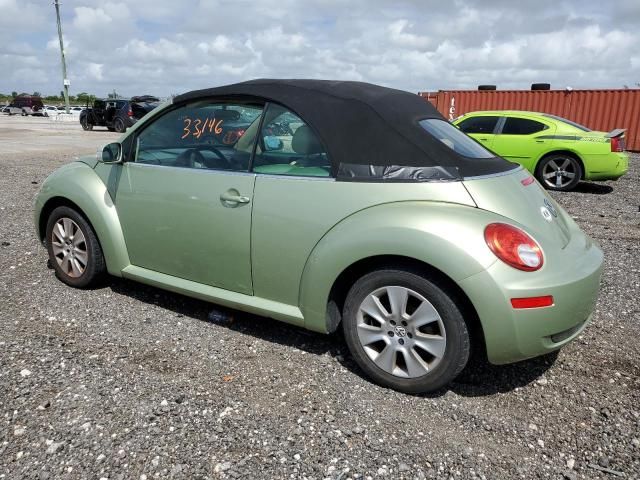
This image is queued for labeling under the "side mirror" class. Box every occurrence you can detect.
[264,135,283,151]
[98,142,122,163]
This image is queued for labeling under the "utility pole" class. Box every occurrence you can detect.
[54,0,71,114]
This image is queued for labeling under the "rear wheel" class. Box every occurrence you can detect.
[536,154,582,191]
[114,117,126,133]
[342,269,470,393]
[45,206,105,288]
[80,116,93,131]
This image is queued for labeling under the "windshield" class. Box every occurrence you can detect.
[542,114,591,132]
[419,119,495,158]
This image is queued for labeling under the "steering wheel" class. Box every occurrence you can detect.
[176,146,229,169]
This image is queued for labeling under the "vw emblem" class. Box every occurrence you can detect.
[394,326,407,337]
[543,198,558,217]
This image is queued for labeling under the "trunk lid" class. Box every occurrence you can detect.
[463,167,572,248]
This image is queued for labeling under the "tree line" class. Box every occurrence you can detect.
[0,91,122,105]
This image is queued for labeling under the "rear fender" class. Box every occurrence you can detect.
[34,162,129,276]
[298,201,499,333]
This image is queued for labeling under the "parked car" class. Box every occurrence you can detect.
[5,95,45,116]
[34,80,604,393]
[1,105,11,114]
[80,96,160,132]
[43,106,60,117]
[453,111,629,191]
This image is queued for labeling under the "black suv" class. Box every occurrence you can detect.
[80,96,160,132]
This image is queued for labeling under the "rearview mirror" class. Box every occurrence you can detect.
[264,135,283,151]
[98,142,122,164]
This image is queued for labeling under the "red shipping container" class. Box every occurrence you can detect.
[419,89,640,152]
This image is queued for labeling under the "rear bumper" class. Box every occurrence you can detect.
[584,152,629,181]
[459,230,603,364]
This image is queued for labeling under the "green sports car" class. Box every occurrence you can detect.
[34,80,604,393]
[453,110,629,191]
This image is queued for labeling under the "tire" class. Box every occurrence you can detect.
[21,109,27,116]
[342,269,470,394]
[114,117,126,133]
[535,154,582,191]
[531,83,551,90]
[80,116,93,131]
[45,206,105,288]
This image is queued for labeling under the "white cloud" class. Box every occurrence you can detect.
[388,20,432,50]
[87,63,103,81]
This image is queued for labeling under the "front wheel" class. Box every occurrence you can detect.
[342,269,470,394]
[536,154,582,191]
[80,116,93,131]
[45,206,105,288]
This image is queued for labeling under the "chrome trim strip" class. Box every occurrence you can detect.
[462,165,522,181]
[127,162,256,177]
[127,162,335,181]
[255,174,335,182]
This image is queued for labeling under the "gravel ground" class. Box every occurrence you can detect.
[1,120,639,479]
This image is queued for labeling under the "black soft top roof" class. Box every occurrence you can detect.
[174,79,514,180]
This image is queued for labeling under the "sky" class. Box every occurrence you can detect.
[1,0,639,98]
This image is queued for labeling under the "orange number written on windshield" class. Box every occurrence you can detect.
[182,117,224,140]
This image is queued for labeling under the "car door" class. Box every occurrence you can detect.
[490,116,554,171]
[91,100,106,124]
[456,115,500,150]
[112,99,265,294]
[250,103,334,306]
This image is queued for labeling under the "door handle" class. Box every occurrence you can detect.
[220,190,250,206]
[478,138,488,141]
[535,139,545,143]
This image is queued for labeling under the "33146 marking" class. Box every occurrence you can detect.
[182,117,224,140]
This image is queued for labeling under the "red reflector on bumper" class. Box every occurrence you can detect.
[521,176,535,186]
[511,296,554,309]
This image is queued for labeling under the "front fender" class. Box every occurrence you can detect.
[34,162,130,276]
[299,201,500,333]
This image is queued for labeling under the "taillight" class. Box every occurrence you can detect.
[484,223,543,271]
[127,106,133,117]
[610,136,624,152]
[521,176,535,186]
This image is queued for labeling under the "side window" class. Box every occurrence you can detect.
[501,117,548,135]
[135,101,264,171]
[252,103,331,177]
[420,119,495,158]
[458,116,499,134]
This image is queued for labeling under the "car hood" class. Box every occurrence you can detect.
[76,154,99,169]
[463,167,572,249]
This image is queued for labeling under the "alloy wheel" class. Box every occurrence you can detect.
[541,157,577,189]
[50,217,88,278]
[356,286,447,378]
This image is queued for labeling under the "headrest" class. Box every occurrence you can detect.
[291,125,324,155]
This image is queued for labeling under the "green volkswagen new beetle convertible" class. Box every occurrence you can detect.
[34,80,604,393]
[453,111,629,191]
